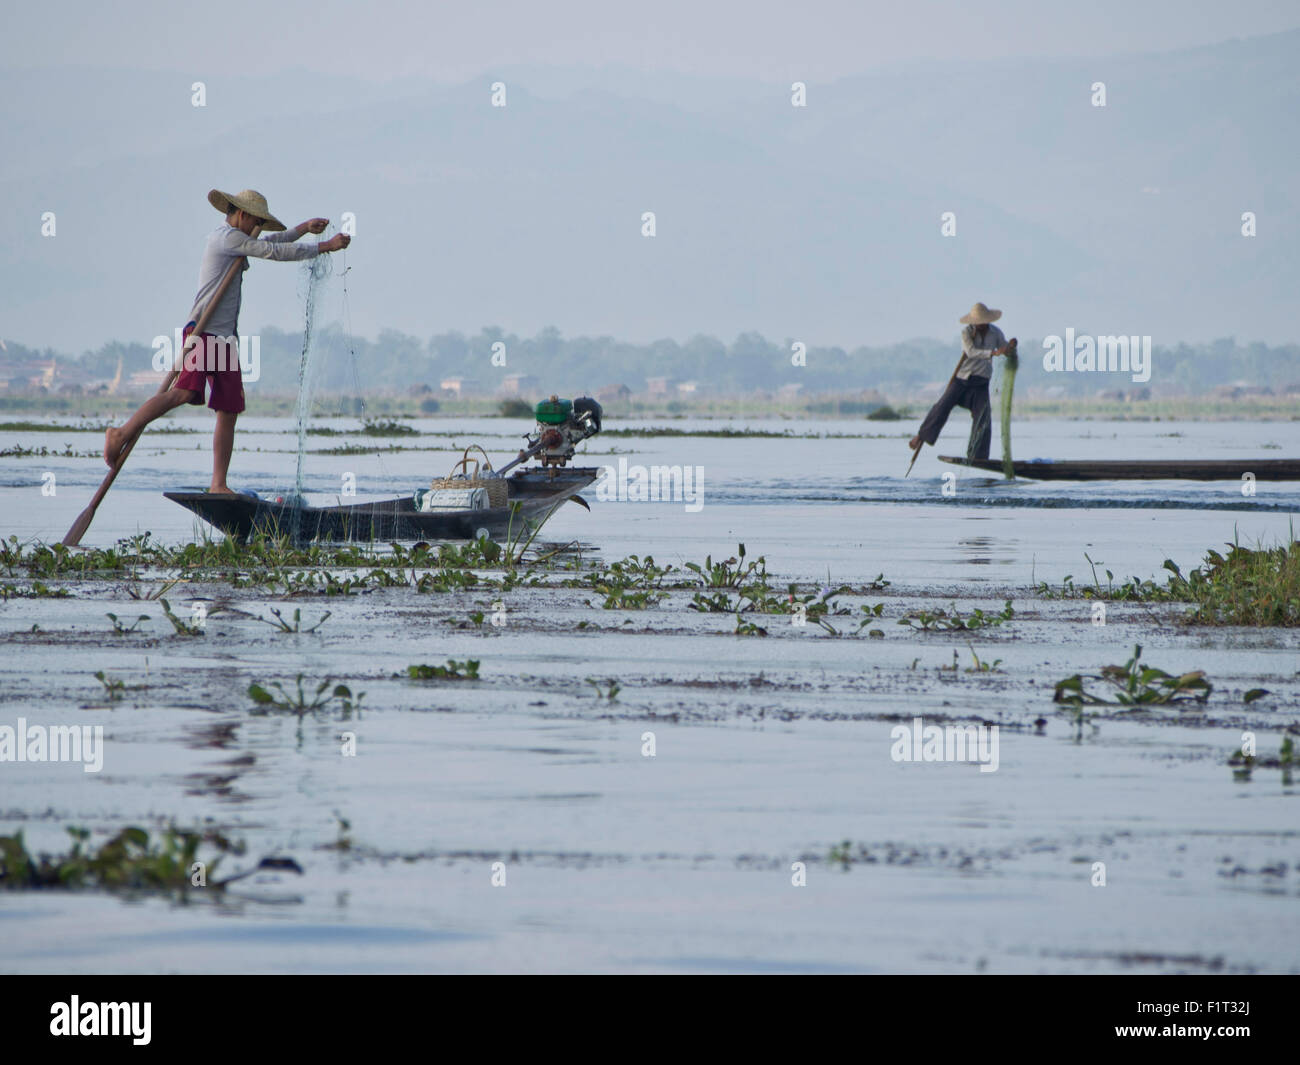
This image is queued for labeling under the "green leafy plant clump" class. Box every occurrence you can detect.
[1166,542,1300,627]
[257,606,331,633]
[586,677,621,700]
[407,659,480,681]
[0,826,243,894]
[1053,644,1212,709]
[899,601,1014,632]
[106,612,150,635]
[360,417,419,437]
[1038,540,1300,627]
[1229,735,1294,772]
[248,675,364,715]
[93,670,127,702]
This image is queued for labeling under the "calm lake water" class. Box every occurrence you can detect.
[1,414,1298,973]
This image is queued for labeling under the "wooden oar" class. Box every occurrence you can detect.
[62,226,262,546]
[905,353,966,477]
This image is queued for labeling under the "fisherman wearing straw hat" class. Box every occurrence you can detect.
[909,302,1017,461]
[103,189,351,494]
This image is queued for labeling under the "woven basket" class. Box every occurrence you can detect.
[433,447,509,508]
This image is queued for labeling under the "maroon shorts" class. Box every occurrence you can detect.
[175,326,245,413]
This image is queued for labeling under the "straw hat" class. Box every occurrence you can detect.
[959,302,1001,325]
[207,188,286,232]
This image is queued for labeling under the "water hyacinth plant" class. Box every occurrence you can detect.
[1037,539,1300,627]
[1053,645,1212,708]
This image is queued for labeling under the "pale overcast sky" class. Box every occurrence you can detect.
[5,0,1298,81]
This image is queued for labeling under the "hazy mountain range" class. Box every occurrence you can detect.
[2,28,1297,362]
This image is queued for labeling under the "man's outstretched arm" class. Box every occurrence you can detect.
[222,227,349,261]
[263,218,331,243]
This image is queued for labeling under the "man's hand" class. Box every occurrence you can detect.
[319,233,352,253]
[995,338,1018,356]
[301,218,330,235]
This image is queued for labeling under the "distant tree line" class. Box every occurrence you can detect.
[4,329,1299,398]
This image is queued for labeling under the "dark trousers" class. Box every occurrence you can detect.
[917,375,991,460]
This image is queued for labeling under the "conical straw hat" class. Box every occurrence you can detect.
[959,302,1002,325]
[207,188,286,232]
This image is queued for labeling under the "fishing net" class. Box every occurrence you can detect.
[281,229,394,539]
[967,347,1018,476]
[293,249,333,501]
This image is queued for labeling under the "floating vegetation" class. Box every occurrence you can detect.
[855,603,887,638]
[1038,541,1300,627]
[684,544,765,589]
[498,398,532,418]
[1228,736,1295,777]
[602,427,804,439]
[126,578,179,600]
[105,612,150,635]
[0,420,194,434]
[0,443,91,458]
[248,676,363,715]
[0,826,243,895]
[1053,644,1212,708]
[360,417,418,437]
[1167,543,1300,627]
[678,547,854,633]
[159,597,204,636]
[93,670,126,702]
[1036,553,1177,602]
[689,582,852,630]
[0,535,888,632]
[316,442,424,455]
[325,814,354,852]
[586,677,621,700]
[0,581,70,600]
[407,660,480,680]
[594,587,665,610]
[257,606,331,633]
[431,538,502,568]
[828,840,856,869]
[899,601,1015,632]
[865,404,903,421]
[965,646,1004,673]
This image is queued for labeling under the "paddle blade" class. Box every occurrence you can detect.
[62,505,97,547]
[61,434,134,546]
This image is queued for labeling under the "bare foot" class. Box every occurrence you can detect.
[104,426,126,467]
[207,484,237,495]
[909,435,921,450]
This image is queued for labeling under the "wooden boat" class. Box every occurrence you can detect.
[164,467,599,542]
[939,456,1300,481]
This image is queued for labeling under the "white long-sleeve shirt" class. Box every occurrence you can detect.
[187,224,319,336]
[956,323,1006,380]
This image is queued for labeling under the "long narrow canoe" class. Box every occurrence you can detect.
[939,456,1300,481]
[164,467,598,542]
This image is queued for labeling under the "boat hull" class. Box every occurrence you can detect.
[939,457,1300,481]
[164,467,599,542]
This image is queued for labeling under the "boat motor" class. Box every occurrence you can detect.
[500,395,603,474]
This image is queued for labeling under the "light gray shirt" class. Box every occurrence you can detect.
[956,323,1006,380]
[188,224,319,336]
